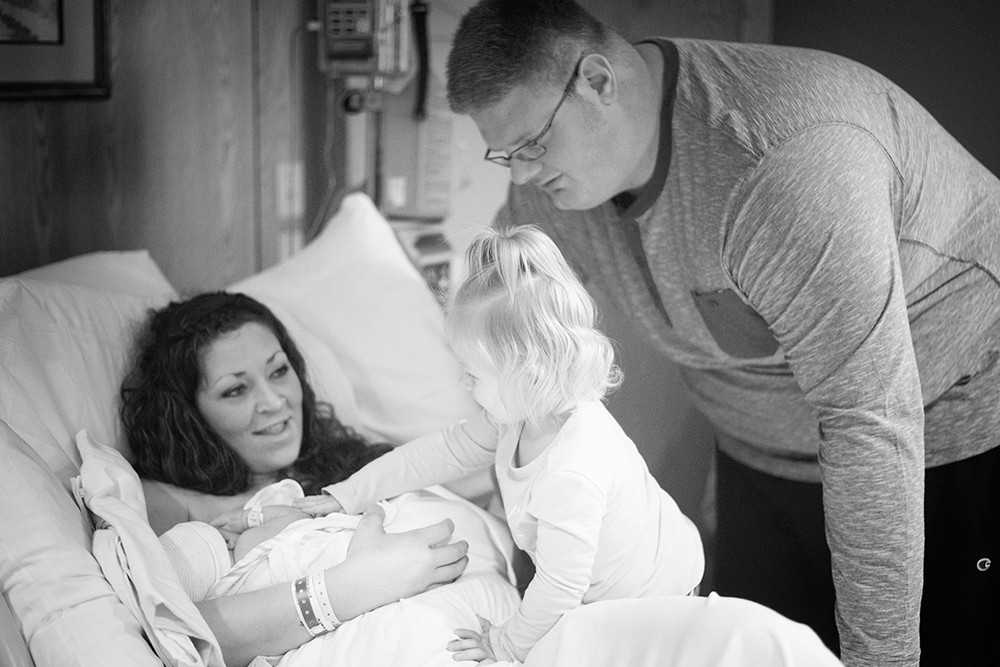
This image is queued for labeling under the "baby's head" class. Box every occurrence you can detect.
[159,521,232,602]
[447,225,621,425]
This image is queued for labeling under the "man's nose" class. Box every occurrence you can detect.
[509,158,543,186]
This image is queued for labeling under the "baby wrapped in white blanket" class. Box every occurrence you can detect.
[161,483,521,667]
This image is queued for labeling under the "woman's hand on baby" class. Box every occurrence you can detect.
[337,505,470,612]
[448,614,497,663]
[293,493,344,516]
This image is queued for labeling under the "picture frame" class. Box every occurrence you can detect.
[0,0,109,99]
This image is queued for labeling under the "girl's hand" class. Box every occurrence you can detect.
[448,615,497,663]
[293,493,344,516]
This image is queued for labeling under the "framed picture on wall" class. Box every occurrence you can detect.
[0,0,108,99]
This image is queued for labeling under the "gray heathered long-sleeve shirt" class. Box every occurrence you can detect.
[496,38,1000,667]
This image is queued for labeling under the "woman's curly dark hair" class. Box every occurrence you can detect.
[120,291,390,496]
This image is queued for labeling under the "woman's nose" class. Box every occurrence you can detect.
[509,157,543,186]
[255,383,286,411]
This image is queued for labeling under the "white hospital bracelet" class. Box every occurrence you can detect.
[291,577,326,637]
[308,571,341,632]
[245,504,264,529]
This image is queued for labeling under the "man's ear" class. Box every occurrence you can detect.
[578,53,617,105]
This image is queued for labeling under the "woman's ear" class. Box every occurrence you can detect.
[578,53,617,105]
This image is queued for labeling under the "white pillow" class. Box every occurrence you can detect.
[0,278,176,481]
[0,420,160,667]
[231,192,479,444]
[17,250,174,298]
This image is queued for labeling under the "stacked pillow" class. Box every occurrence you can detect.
[0,193,478,667]
[0,250,175,667]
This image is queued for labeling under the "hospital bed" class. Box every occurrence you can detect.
[0,193,840,667]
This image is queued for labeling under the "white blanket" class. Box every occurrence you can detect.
[77,431,840,667]
[210,488,521,667]
[76,431,225,667]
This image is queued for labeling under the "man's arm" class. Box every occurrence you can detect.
[728,126,923,667]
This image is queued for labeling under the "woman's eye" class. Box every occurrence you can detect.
[221,384,247,399]
[272,363,290,379]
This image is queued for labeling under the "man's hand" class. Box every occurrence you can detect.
[448,614,497,663]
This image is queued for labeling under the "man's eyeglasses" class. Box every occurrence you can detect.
[484,56,584,167]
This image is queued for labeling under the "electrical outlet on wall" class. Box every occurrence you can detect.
[276,161,304,221]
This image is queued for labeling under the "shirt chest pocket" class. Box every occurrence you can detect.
[691,289,780,359]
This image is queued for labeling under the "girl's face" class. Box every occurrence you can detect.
[459,353,515,423]
[196,322,304,483]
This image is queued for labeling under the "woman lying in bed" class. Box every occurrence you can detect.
[119,291,493,666]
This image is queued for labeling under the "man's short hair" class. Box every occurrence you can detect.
[446,0,607,114]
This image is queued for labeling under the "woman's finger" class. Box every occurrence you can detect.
[411,518,456,548]
[432,538,469,563]
[450,647,491,662]
[476,614,493,634]
[346,504,388,556]
[435,555,469,584]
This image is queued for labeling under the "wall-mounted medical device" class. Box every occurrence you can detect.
[317,0,411,77]
[315,0,452,298]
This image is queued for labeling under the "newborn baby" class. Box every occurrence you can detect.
[160,483,520,667]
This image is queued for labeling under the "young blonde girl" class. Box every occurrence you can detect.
[296,225,704,662]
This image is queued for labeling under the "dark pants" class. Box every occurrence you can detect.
[713,445,1000,666]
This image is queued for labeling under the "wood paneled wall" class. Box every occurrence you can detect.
[0,0,769,289]
[0,0,328,292]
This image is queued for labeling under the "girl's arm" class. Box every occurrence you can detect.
[488,472,604,662]
[321,411,500,513]
[196,507,469,667]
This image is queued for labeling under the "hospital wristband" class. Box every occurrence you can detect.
[291,577,326,637]
[245,504,264,529]
[308,571,341,632]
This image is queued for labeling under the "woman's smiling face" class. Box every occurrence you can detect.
[196,321,304,482]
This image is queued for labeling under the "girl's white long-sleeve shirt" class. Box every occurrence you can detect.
[323,400,704,662]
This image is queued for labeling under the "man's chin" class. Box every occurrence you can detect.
[549,191,603,212]
[544,187,585,211]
